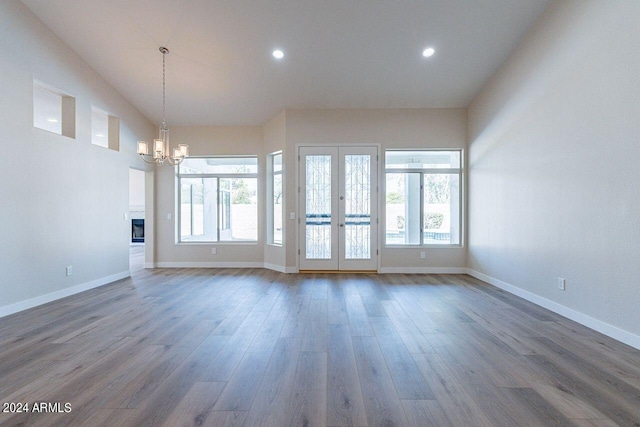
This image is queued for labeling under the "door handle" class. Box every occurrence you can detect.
[339,196,344,200]
[339,223,344,227]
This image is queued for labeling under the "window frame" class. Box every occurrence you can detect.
[177,155,259,244]
[266,151,283,246]
[384,149,463,248]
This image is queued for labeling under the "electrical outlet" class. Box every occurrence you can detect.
[167,213,172,220]
[420,251,426,259]
[124,213,129,220]
[558,277,566,290]
[66,266,73,276]
[211,248,217,255]
[289,212,296,220]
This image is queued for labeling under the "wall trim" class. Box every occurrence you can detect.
[150,262,298,273]
[155,262,264,269]
[263,263,297,273]
[379,267,467,274]
[466,269,640,351]
[0,271,130,319]
[264,262,286,273]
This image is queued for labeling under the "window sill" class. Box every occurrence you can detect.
[384,244,463,249]
[176,241,258,246]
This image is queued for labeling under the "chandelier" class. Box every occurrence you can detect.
[137,47,188,165]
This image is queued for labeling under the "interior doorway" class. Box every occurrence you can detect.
[129,168,146,271]
[299,146,379,271]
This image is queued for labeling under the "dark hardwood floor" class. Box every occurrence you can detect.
[1,249,639,426]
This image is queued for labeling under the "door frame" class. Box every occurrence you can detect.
[296,143,381,272]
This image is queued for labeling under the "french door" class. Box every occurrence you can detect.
[299,146,378,271]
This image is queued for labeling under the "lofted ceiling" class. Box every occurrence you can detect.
[21,0,551,126]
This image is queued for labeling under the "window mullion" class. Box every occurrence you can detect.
[459,170,463,246]
[216,179,221,242]
[420,173,424,246]
[190,184,194,237]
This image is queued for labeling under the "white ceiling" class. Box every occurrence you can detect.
[22,0,551,126]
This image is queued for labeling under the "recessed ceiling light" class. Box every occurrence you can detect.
[422,47,435,58]
[272,49,284,59]
[47,117,59,123]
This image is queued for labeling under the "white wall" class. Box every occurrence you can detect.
[284,108,468,272]
[154,126,264,267]
[468,0,640,345]
[153,109,467,272]
[0,1,155,315]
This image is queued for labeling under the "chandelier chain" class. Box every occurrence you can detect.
[162,49,166,128]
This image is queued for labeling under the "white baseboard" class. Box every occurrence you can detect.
[466,269,640,351]
[264,263,288,273]
[155,262,264,268]
[149,264,464,274]
[151,262,297,273]
[0,271,130,319]
[379,267,468,274]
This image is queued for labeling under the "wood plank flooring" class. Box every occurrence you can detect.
[0,251,639,425]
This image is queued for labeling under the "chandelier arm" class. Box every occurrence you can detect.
[167,156,184,166]
[138,154,161,164]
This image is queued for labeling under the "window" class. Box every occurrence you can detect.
[33,80,75,138]
[385,150,461,246]
[91,107,119,150]
[267,152,283,245]
[178,156,258,243]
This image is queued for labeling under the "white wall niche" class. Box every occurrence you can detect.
[33,80,75,138]
[91,106,120,151]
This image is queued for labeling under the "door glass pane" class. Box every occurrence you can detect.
[385,172,421,245]
[305,155,332,259]
[423,173,460,244]
[344,155,371,259]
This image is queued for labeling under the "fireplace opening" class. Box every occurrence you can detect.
[132,219,144,243]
